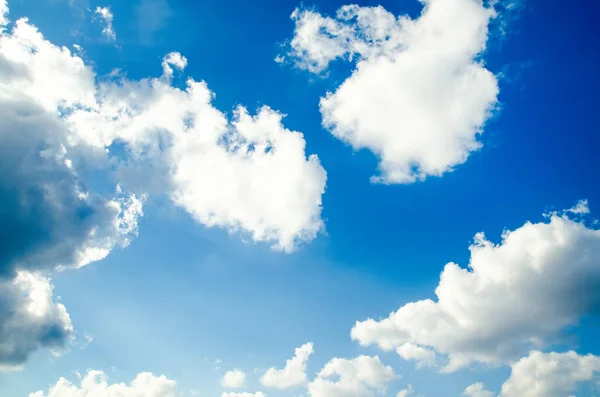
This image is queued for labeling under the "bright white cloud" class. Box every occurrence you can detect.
[0,0,7,28]
[396,385,413,397]
[499,350,600,397]
[29,370,177,397]
[66,52,326,252]
[95,6,116,40]
[566,199,590,215]
[0,7,143,369]
[307,355,396,397]
[161,51,187,77]
[222,369,246,388]
[0,0,322,372]
[285,0,500,184]
[260,342,314,388]
[396,343,435,368]
[2,0,325,256]
[222,393,266,397]
[463,383,494,397]
[352,204,600,371]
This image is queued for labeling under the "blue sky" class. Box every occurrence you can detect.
[1,0,600,396]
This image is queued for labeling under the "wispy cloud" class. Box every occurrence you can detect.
[95,6,116,41]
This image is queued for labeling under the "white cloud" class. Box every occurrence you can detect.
[222,369,246,388]
[0,272,73,370]
[396,343,435,368]
[260,342,314,388]
[2,0,325,263]
[285,0,501,184]
[0,10,144,369]
[352,204,600,371]
[463,383,494,397]
[396,384,413,397]
[161,51,187,77]
[29,370,177,397]
[499,351,600,397]
[307,355,396,397]
[95,6,116,41]
[466,350,600,397]
[66,52,327,252]
[566,199,590,215]
[0,0,8,28]
[222,393,266,397]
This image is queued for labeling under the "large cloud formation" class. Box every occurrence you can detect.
[0,0,325,370]
[466,350,600,397]
[307,355,396,397]
[260,342,314,389]
[29,370,178,397]
[352,202,600,371]
[284,0,501,184]
[499,350,600,397]
[0,3,143,369]
[67,62,327,251]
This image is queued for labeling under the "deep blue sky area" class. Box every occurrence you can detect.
[1,0,600,396]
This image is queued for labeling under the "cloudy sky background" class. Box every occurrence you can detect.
[1,0,600,396]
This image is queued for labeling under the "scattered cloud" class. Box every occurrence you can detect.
[352,203,600,371]
[161,51,187,77]
[0,0,7,28]
[499,350,600,397]
[67,52,327,252]
[463,383,494,397]
[260,342,314,389]
[28,370,177,397]
[284,0,501,184]
[2,0,326,268]
[467,350,600,397]
[78,332,94,350]
[0,273,72,371]
[396,384,413,397]
[222,393,266,397]
[567,199,590,215]
[94,6,115,41]
[222,369,246,388]
[307,355,396,397]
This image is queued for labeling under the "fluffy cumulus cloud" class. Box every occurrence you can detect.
[260,342,314,388]
[0,3,143,369]
[94,6,116,40]
[222,369,246,388]
[307,355,395,397]
[284,0,501,184]
[0,0,324,370]
[396,343,435,368]
[396,385,413,397]
[0,273,72,370]
[463,383,494,397]
[352,203,600,371]
[29,370,177,397]
[499,350,600,397]
[65,52,326,251]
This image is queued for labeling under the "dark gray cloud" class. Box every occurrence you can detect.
[0,21,143,368]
